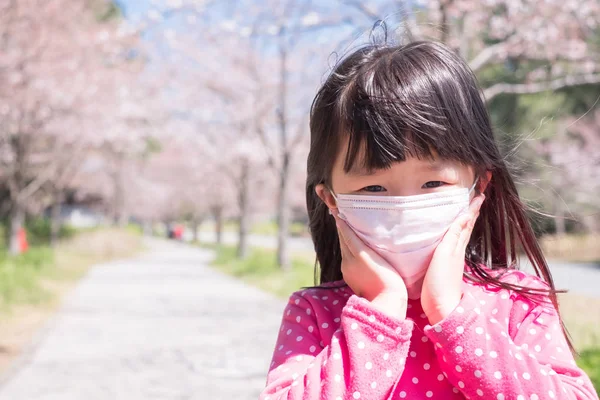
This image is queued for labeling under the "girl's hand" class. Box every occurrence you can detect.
[421,194,485,325]
[333,210,408,320]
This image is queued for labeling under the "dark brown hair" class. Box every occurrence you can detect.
[306,40,572,350]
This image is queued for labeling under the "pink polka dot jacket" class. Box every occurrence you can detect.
[261,268,598,399]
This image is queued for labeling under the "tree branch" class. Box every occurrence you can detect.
[469,42,599,74]
[468,42,508,73]
[289,112,309,150]
[255,116,277,170]
[16,162,57,203]
[483,73,600,103]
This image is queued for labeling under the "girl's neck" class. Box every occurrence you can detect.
[407,278,425,300]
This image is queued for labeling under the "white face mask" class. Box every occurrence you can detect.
[332,183,476,298]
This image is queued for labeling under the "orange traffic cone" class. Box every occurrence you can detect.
[17,227,28,253]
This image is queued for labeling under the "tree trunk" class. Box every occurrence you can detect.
[118,211,129,227]
[276,153,291,270]
[554,193,566,236]
[438,1,450,44]
[213,205,224,245]
[582,214,599,235]
[8,135,27,255]
[191,217,200,243]
[112,153,126,226]
[276,35,291,271]
[237,158,250,259]
[9,205,25,255]
[50,198,62,248]
[143,220,153,236]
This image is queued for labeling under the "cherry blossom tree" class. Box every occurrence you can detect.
[340,0,600,101]
[170,34,271,256]
[199,0,345,268]
[528,109,600,235]
[0,0,165,252]
[0,0,120,252]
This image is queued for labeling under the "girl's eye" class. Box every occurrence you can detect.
[361,185,386,193]
[422,181,446,189]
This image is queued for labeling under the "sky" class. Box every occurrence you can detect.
[113,0,375,44]
[114,0,151,21]
[111,0,371,70]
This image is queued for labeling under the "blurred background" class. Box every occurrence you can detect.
[0,0,599,398]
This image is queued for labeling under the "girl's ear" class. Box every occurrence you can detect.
[478,171,493,194]
[315,183,337,211]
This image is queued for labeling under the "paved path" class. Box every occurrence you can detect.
[511,260,599,298]
[0,239,284,400]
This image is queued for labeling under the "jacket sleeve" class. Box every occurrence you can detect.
[423,286,598,400]
[260,293,414,400]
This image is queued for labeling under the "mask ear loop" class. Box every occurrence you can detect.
[468,176,480,196]
[468,181,478,195]
[326,186,338,215]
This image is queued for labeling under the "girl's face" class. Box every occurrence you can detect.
[317,137,481,208]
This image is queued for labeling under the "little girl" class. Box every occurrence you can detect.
[260,40,598,399]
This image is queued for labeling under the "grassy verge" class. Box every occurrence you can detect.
[559,294,600,352]
[199,220,309,237]
[250,221,308,237]
[201,243,316,299]
[578,348,600,391]
[203,243,600,392]
[0,247,56,309]
[540,235,600,264]
[559,293,600,392]
[0,228,143,374]
[0,228,142,311]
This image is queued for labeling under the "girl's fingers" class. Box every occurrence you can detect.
[333,209,382,266]
[442,194,485,254]
[333,210,366,258]
[445,212,471,252]
[457,212,477,252]
[471,194,486,212]
[457,195,485,250]
[332,210,388,266]
[332,209,355,258]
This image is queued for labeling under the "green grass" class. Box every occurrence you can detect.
[559,293,600,394]
[540,234,600,264]
[24,218,78,246]
[0,218,144,311]
[251,221,308,237]
[200,220,309,237]
[578,348,600,392]
[0,228,142,313]
[204,244,316,299]
[0,247,56,309]
[199,221,238,233]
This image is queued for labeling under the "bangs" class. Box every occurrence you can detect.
[333,42,488,174]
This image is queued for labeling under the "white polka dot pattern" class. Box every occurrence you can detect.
[260,270,597,400]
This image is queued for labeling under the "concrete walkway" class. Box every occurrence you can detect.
[0,239,284,400]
